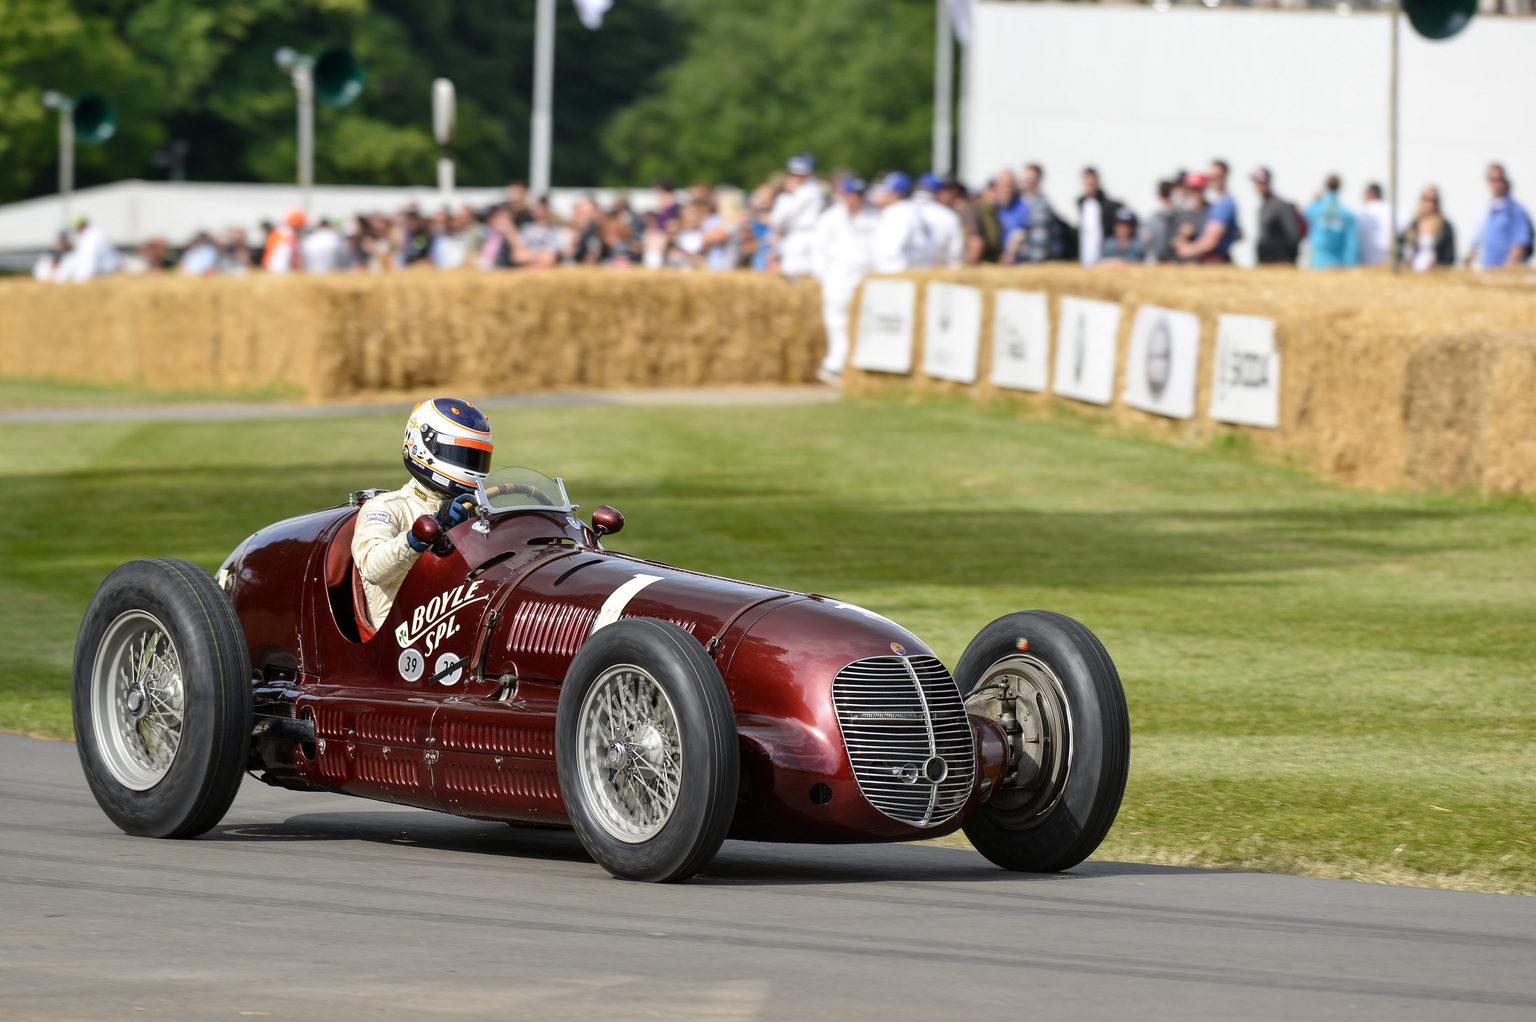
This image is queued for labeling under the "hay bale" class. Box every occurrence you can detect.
[844,266,1536,494]
[0,270,825,402]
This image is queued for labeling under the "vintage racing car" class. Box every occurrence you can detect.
[73,467,1129,882]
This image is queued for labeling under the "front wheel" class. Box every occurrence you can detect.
[556,618,738,882]
[958,611,1129,872]
[72,558,253,838]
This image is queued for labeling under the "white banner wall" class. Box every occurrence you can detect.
[922,283,984,383]
[1123,305,1201,420]
[1210,314,1281,428]
[852,279,918,374]
[1052,296,1121,406]
[990,289,1051,392]
[963,3,1536,268]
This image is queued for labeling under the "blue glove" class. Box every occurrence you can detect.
[406,529,429,553]
[436,497,473,530]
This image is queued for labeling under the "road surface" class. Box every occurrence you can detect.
[2,733,1532,1021]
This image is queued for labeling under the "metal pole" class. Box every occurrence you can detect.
[932,0,953,176]
[956,20,970,184]
[59,106,74,228]
[530,0,555,196]
[295,63,314,215]
[1388,1,1400,274]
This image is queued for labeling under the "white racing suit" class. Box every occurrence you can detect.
[351,481,448,629]
[813,202,878,375]
[771,178,827,277]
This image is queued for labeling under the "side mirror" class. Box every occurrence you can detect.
[411,514,455,557]
[591,505,624,539]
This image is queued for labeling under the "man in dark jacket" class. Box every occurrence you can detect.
[1077,166,1122,267]
[1252,167,1302,265]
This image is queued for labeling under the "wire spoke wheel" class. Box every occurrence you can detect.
[964,654,1071,831]
[90,610,185,790]
[577,664,684,843]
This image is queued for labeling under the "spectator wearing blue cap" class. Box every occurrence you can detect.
[812,176,879,383]
[870,172,921,274]
[770,152,826,277]
[913,172,964,269]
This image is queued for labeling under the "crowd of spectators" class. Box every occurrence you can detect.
[29,153,1530,387]
[33,157,1530,285]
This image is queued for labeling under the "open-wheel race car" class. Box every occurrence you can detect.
[73,466,1129,882]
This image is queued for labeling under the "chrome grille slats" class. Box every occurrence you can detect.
[832,654,975,827]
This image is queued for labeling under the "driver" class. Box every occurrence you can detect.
[352,397,494,630]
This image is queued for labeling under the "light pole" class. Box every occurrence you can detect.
[275,48,315,214]
[1388,0,1400,274]
[529,0,555,196]
[932,0,953,177]
[433,78,456,208]
[41,91,75,227]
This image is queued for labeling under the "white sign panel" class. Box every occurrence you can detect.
[1052,296,1121,406]
[990,289,1050,392]
[922,283,983,383]
[851,278,918,374]
[1122,305,1201,420]
[1209,314,1281,428]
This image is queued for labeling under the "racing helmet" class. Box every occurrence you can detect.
[402,397,494,499]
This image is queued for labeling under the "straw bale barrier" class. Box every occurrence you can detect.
[844,266,1536,494]
[0,270,824,401]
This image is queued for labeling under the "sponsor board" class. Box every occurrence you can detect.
[1123,305,1200,420]
[921,283,983,384]
[851,278,917,374]
[1052,296,1121,406]
[1210,314,1280,428]
[990,289,1050,392]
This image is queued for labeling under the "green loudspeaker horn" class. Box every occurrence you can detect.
[72,93,117,146]
[314,47,364,107]
[1402,0,1475,40]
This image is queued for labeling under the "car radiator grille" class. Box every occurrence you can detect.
[832,655,975,828]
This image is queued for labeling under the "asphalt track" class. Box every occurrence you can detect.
[0,385,840,426]
[3,734,1533,1021]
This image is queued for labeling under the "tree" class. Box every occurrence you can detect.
[601,0,935,187]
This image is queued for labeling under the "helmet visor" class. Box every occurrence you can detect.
[429,439,492,476]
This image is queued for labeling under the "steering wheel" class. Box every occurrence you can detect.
[483,481,556,505]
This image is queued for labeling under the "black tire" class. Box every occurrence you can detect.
[72,558,252,838]
[556,618,738,882]
[957,611,1128,872]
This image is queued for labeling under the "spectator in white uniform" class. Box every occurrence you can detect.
[913,173,964,269]
[1356,183,1394,267]
[56,217,119,282]
[812,176,879,384]
[770,152,825,277]
[870,172,921,274]
[301,217,345,273]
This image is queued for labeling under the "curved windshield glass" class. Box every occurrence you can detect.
[476,466,574,515]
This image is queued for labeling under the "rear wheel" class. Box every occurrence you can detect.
[958,611,1128,872]
[557,618,737,882]
[73,558,252,838]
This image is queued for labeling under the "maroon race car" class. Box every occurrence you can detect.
[72,467,1129,882]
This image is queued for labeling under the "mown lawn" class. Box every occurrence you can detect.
[1,395,1531,893]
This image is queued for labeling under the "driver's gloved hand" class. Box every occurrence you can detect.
[436,497,473,530]
[406,529,430,553]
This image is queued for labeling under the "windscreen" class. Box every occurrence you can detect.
[476,466,573,514]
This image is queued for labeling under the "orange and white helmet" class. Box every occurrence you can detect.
[402,397,494,498]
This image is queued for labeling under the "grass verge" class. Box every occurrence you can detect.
[1,397,1530,893]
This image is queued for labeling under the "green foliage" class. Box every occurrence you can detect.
[0,0,938,201]
[603,0,936,186]
[0,0,684,200]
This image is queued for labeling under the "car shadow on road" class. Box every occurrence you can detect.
[211,808,1215,886]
